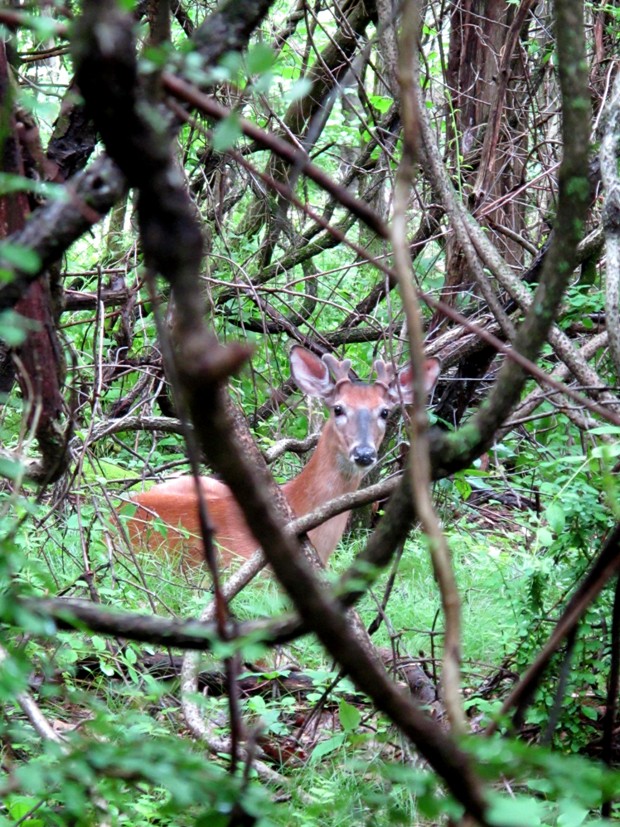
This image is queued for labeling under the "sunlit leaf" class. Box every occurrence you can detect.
[212,113,242,152]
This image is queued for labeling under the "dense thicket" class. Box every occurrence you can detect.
[1,1,620,825]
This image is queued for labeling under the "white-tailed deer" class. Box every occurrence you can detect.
[130,346,440,566]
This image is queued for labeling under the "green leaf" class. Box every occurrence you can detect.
[60,647,78,664]
[0,309,39,346]
[487,793,545,826]
[212,114,242,152]
[557,800,588,827]
[591,442,620,459]
[339,699,361,732]
[545,502,566,533]
[124,646,138,665]
[219,51,243,79]
[536,526,554,547]
[99,659,116,676]
[88,459,136,482]
[0,173,64,201]
[246,43,275,75]
[454,477,472,499]
[589,425,620,436]
[24,14,60,40]
[369,94,393,113]
[310,733,346,762]
[0,242,41,275]
[285,78,312,102]
[8,796,43,821]
[141,44,172,72]
[0,456,24,481]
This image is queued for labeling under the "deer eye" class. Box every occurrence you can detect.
[379,408,390,420]
[333,405,345,417]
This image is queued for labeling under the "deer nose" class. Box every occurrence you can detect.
[352,447,377,467]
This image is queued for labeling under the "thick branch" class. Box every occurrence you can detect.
[0,155,126,311]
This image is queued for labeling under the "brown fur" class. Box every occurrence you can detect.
[128,348,440,567]
[129,420,368,566]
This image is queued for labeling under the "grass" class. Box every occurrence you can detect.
[4,485,590,826]
[19,484,548,683]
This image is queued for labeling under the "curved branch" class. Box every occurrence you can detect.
[69,5,490,815]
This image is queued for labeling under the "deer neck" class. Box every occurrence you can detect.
[283,421,365,561]
[287,421,363,507]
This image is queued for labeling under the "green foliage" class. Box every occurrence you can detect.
[474,736,620,826]
[212,113,243,152]
[3,411,619,820]
[247,43,277,77]
[0,310,39,347]
[2,1,619,825]
[1,705,274,825]
[0,242,41,277]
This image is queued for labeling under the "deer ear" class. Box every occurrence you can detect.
[391,358,441,404]
[290,346,334,398]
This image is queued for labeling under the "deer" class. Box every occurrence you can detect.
[129,346,440,567]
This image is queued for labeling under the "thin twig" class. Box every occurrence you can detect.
[0,644,66,744]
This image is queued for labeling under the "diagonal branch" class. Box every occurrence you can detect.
[486,522,620,735]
